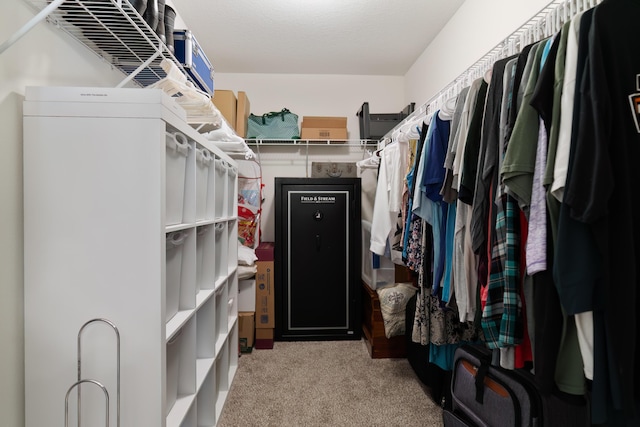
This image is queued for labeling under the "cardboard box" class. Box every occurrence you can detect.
[212,90,237,130]
[238,311,255,353]
[303,116,347,128]
[255,328,274,350]
[236,91,251,138]
[301,116,348,140]
[255,242,275,329]
[301,128,348,140]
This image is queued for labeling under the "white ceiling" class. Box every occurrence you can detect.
[169,0,465,76]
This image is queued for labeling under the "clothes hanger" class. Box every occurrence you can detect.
[405,117,422,139]
[438,95,457,121]
[484,68,493,83]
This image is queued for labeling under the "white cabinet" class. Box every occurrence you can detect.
[23,86,238,427]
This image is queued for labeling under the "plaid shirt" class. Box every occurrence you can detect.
[481,193,523,349]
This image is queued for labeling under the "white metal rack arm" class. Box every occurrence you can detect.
[0,0,66,55]
[2,0,197,90]
[116,47,163,88]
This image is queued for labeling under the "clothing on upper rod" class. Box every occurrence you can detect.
[381,0,605,144]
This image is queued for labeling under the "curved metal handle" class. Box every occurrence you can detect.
[65,379,109,427]
[77,318,120,427]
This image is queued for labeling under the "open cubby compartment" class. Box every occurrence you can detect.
[195,224,216,294]
[165,128,196,226]
[195,143,214,222]
[213,222,228,283]
[227,320,239,385]
[166,228,196,324]
[214,342,230,422]
[213,157,227,219]
[196,367,217,427]
[214,284,229,355]
[227,270,238,327]
[238,278,256,312]
[165,317,196,423]
[179,403,197,427]
[227,220,238,272]
[226,162,238,218]
[195,296,216,390]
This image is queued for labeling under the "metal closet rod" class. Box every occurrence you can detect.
[384,0,602,140]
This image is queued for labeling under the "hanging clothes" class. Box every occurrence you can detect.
[563,0,640,422]
[371,2,640,423]
[452,78,487,323]
[402,122,428,270]
[369,137,409,263]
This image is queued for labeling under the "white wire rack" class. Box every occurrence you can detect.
[245,139,378,146]
[3,0,198,89]
[384,0,604,140]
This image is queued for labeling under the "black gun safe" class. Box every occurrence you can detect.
[275,177,361,340]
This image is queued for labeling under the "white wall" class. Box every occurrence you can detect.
[0,1,128,426]
[215,73,405,241]
[214,73,406,141]
[404,0,552,107]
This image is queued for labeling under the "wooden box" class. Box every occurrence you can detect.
[361,282,407,359]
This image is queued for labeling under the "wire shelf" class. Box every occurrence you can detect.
[22,0,196,88]
[245,139,379,147]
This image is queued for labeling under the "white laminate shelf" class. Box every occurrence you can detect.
[11,0,195,88]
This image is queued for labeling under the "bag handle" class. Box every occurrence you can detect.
[261,108,292,124]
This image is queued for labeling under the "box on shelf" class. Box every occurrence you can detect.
[255,242,275,329]
[236,91,251,138]
[356,102,415,141]
[300,116,348,140]
[238,311,255,353]
[255,328,274,349]
[212,90,237,130]
[173,30,215,95]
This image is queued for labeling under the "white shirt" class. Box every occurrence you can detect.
[551,11,584,201]
[369,140,409,259]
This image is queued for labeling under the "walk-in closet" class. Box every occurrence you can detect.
[2,0,638,426]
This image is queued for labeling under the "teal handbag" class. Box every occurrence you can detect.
[246,108,300,140]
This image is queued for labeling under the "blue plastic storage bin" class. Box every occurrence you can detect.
[173,30,215,95]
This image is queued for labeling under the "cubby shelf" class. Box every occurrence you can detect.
[23,86,238,427]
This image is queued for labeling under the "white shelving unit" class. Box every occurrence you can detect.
[23,86,238,427]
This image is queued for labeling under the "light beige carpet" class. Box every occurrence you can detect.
[217,339,445,427]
